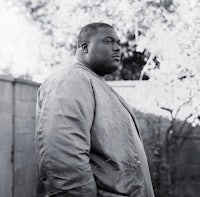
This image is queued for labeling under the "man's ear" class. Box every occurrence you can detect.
[81,43,88,53]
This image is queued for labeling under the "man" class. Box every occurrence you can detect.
[36,22,155,197]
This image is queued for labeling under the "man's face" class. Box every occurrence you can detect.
[86,27,121,76]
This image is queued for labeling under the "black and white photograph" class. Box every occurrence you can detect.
[0,0,200,197]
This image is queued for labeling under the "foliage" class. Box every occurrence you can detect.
[137,0,200,82]
[2,0,200,82]
[0,0,199,83]
[4,0,175,80]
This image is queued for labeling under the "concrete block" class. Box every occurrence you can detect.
[172,147,200,166]
[15,83,38,101]
[14,181,36,197]
[0,115,13,136]
[175,139,200,166]
[181,138,200,151]
[0,170,12,191]
[14,164,37,186]
[173,182,200,197]
[14,149,36,171]
[0,81,13,99]
[15,116,36,134]
[0,151,12,194]
[0,150,12,174]
[181,150,200,165]
[0,98,13,115]
[15,133,35,152]
[0,134,12,152]
[15,100,36,117]
[0,189,12,197]
[173,165,200,181]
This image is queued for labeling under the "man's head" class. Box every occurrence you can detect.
[76,22,121,76]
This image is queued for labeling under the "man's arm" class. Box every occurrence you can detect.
[36,72,97,197]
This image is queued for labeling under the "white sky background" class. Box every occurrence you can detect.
[0,0,60,82]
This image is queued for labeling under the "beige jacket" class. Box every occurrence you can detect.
[35,62,154,197]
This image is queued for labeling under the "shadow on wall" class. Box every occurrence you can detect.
[134,109,200,197]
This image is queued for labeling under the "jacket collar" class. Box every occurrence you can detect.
[76,61,105,81]
[76,61,143,141]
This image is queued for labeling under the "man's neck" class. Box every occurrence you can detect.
[76,60,105,80]
[76,59,91,70]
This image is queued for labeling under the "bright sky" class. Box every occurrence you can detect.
[0,0,52,82]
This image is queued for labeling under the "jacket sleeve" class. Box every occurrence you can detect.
[36,72,97,197]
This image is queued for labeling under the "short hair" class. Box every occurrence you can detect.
[77,22,114,48]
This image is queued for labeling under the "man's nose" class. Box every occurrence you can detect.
[113,42,121,51]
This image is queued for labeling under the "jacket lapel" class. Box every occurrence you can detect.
[108,86,143,141]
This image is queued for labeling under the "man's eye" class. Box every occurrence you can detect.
[103,39,113,44]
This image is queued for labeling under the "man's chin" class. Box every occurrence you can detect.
[112,61,121,69]
[107,64,120,74]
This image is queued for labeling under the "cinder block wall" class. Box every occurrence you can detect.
[13,78,39,197]
[0,75,40,197]
[0,76,14,197]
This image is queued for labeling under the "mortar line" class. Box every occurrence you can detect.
[11,80,16,197]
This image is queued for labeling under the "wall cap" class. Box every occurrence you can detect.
[14,78,41,87]
[0,74,15,82]
[0,75,41,86]
[107,80,148,87]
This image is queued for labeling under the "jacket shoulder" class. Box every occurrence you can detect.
[41,63,92,90]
